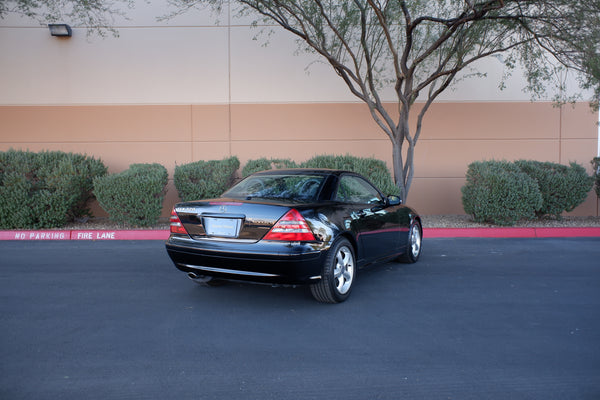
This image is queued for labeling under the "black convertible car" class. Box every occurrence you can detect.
[166,169,422,303]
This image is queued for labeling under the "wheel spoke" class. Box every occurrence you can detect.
[343,270,352,281]
[334,266,343,278]
[336,252,345,266]
[331,246,354,294]
[410,225,421,257]
[342,252,353,268]
[335,262,346,289]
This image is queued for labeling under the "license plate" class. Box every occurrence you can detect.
[203,217,241,238]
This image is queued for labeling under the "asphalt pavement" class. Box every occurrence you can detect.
[1,238,599,400]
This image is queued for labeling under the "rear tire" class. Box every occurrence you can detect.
[310,238,356,303]
[397,219,422,263]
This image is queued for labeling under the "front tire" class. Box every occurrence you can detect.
[310,238,356,303]
[397,219,422,263]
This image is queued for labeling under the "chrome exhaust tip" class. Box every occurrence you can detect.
[187,272,217,286]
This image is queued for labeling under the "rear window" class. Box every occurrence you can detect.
[224,174,325,202]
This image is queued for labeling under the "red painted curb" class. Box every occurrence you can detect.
[70,230,170,241]
[423,227,600,238]
[0,230,170,241]
[0,228,599,241]
[424,228,535,238]
[1,230,72,241]
[532,227,600,238]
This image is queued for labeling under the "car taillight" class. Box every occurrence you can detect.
[263,209,316,241]
[170,208,189,235]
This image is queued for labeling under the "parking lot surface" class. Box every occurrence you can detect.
[1,238,599,400]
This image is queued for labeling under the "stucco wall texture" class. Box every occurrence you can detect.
[0,102,597,216]
[0,3,598,217]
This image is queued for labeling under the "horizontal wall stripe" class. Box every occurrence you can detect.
[1,102,597,216]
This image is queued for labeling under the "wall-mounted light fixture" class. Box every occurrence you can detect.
[48,24,72,37]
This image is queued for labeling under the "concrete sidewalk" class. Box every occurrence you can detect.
[1,226,600,241]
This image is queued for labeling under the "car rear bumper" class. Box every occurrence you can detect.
[165,235,328,285]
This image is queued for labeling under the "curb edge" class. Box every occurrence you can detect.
[1,227,600,241]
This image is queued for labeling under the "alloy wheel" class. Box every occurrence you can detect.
[333,245,355,295]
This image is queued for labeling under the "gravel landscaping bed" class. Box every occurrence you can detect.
[62,218,171,231]
[56,214,600,231]
[422,214,600,228]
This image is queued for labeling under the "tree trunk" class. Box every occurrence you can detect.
[391,138,407,202]
[391,103,413,203]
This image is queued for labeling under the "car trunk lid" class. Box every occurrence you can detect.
[174,199,293,242]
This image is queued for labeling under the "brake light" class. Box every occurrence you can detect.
[170,208,189,235]
[263,209,316,241]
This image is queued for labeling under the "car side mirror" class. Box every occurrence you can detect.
[387,195,402,206]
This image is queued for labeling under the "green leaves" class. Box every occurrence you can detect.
[174,0,600,198]
[462,159,593,225]
[462,160,542,226]
[591,157,600,198]
[0,150,107,229]
[302,154,398,195]
[0,0,134,37]
[242,158,298,177]
[174,157,240,202]
[93,163,168,227]
[515,160,594,218]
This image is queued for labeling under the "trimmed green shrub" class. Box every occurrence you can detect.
[0,149,107,229]
[301,154,399,195]
[174,156,240,201]
[242,158,298,177]
[93,163,168,227]
[461,160,543,226]
[515,160,593,218]
[593,157,600,198]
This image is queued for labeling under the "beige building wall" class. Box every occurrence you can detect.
[1,2,598,217]
[1,102,597,216]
